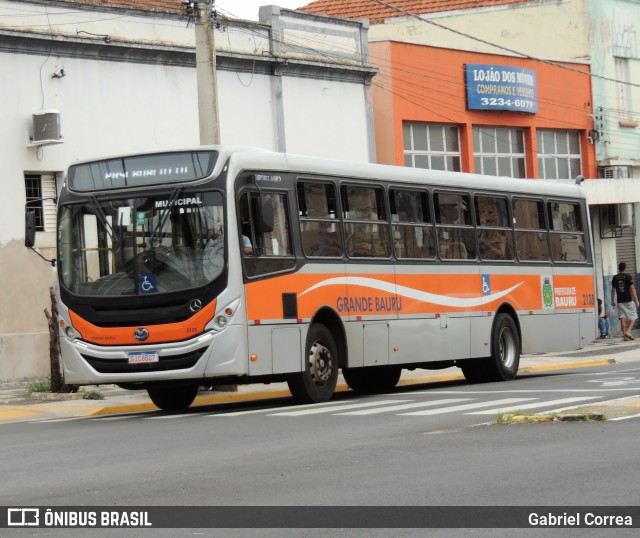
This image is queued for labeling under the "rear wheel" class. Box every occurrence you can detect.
[343,365,402,394]
[287,323,338,403]
[147,385,198,411]
[461,313,520,383]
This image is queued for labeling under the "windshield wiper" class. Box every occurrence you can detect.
[88,195,119,245]
[150,187,183,246]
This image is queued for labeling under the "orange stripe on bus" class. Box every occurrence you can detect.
[244,272,595,320]
[69,300,216,346]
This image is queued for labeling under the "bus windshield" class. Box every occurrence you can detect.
[58,191,225,297]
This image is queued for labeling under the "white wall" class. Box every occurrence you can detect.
[0,2,375,380]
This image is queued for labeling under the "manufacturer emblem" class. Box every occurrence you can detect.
[190,299,203,312]
[134,328,149,341]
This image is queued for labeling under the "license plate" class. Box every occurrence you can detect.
[128,351,159,364]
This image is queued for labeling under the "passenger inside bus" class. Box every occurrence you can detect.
[203,225,224,280]
[437,195,470,260]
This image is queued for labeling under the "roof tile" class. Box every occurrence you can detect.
[299,0,533,23]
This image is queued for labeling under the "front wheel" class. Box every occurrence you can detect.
[147,385,198,411]
[287,323,339,403]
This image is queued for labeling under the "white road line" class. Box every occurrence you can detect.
[270,400,412,416]
[466,396,601,415]
[336,398,471,416]
[399,398,535,416]
[210,399,369,417]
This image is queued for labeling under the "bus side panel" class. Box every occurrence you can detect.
[344,321,364,368]
[247,325,274,376]
[580,311,598,347]
[388,318,447,365]
[469,315,494,359]
[272,327,303,374]
[363,321,389,366]
[519,313,580,354]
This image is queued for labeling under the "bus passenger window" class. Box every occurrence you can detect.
[298,182,343,257]
[475,195,513,261]
[341,185,390,258]
[390,189,435,259]
[513,198,549,261]
[435,192,474,260]
[548,202,586,262]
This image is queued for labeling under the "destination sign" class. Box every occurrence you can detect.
[67,151,218,192]
[465,64,538,114]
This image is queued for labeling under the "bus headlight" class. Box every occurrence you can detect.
[211,298,241,331]
[215,315,229,329]
[64,325,81,340]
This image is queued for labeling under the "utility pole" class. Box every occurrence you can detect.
[194,1,221,145]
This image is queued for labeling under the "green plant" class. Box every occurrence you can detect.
[23,378,51,397]
[82,390,104,400]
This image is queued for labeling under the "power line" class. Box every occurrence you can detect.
[373,0,640,89]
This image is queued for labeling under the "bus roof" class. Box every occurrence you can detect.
[70,145,587,200]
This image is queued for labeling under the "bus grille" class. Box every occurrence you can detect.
[82,347,206,374]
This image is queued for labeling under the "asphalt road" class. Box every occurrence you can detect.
[2,362,639,537]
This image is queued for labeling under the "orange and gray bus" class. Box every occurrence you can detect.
[39,146,596,410]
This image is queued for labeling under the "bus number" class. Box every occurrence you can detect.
[186,327,198,334]
[582,294,595,306]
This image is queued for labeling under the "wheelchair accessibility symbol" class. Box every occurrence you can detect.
[138,274,157,294]
[482,274,491,296]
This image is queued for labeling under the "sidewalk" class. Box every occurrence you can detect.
[1,337,639,424]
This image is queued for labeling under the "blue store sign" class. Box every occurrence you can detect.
[465,64,538,113]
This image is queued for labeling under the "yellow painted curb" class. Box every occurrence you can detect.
[519,358,613,373]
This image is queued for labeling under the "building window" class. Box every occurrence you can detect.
[537,129,582,179]
[472,126,526,178]
[24,173,56,232]
[615,57,632,120]
[403,123,461,171]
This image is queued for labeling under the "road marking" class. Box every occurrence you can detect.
[211,398,369,417]
[336,398,471,416]
[270,400,412,416]
[399,398,535,416]
[467,396,601,415]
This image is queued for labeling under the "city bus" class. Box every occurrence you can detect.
[27,146,597,410]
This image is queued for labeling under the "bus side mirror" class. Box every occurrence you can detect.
[259,197,274,233]
[25,211,36,248]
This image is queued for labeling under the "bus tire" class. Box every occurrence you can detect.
[343,365,402,394]
[287,323,338,404]
[460,360,488,384]
[487,313,520,381]
[148,385,198,411]
[461,314,520,383]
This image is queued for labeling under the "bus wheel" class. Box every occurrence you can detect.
[288,323,338,403]
[461,314,520,383]
[488,313,520,381]
[147,385,198,411]
[343,366,402,394]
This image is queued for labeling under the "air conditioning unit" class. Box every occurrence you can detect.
[619,203,633,226]
[28,109,63,147]
[603,203,633,227]
[602,166,630,179]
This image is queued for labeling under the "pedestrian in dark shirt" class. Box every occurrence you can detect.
[611,262,640,341]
